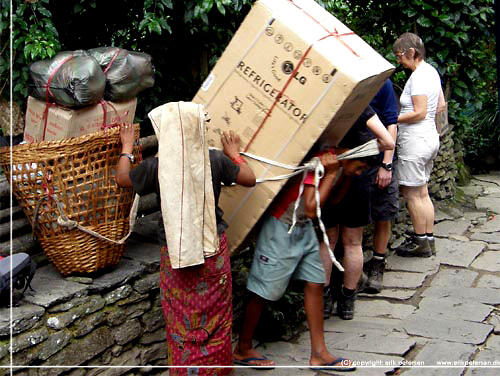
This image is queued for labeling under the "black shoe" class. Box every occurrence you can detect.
[323,287,334,319]
[428,237,436,255]
[337,291,356,320]
[395,235,432,258]
[363,249,373,265]
[357,271,369,293]
[364,256,385,294]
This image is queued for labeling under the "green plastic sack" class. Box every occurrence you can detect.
[88,47,155,102]
[29,50,106,108]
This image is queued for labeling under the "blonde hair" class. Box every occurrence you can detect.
[393,32,426,60]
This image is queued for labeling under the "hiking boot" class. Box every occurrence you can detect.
[363,250,373,265]
[396,236,432,258]
[323,286,334,319]
[428,237,436,255]
[364,256,385,294]
[357,271,369,293]
[337,291,356,320]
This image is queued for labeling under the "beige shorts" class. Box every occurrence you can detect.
[396,130,439,186]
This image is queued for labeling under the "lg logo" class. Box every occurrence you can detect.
[281,61,307,85]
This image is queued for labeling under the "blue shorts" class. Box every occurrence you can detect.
[246,216,325,301]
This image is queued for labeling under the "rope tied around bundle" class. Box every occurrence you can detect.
[220,138,380,272]
[32,192,140,245]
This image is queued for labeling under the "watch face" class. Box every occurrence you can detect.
[121,153,135,163]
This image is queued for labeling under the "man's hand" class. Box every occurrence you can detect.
[320,152,340,175]
[375,167,391,189]
[120,124,135,154]
[221,130,241,160]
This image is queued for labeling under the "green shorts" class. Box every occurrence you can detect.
[246,216,325,301]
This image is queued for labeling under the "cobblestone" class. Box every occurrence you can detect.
[234,173,500,374]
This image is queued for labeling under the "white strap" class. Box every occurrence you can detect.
[209,139,380,272]
[286,158,344,272]
[314,167,344,273]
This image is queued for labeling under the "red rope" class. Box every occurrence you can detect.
[244,43,314,152]
[99,100,122,134]
[287,0,358,57]
[42,172,54,209]
[105,101,122,126]
[41,102,57,141]
[243,2,359,152]
[44,53,74,103]
[99,100,108,130]
[40,53,74,141]
[177,102,185,266]
[103,48,121,74]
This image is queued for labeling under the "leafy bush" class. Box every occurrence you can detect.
[452,96,500,172]
[320,0,498,171]
[1,0,60,101]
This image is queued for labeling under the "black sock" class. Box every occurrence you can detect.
[372,251,386,259]
[415,233,426,238]
[342,286,355,297]
[426,233,434,238]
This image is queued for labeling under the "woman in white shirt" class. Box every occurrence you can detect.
[393,32,445,257]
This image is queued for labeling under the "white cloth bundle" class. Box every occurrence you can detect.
[148,102,218,269]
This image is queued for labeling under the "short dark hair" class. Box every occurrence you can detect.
[393,32,426,60]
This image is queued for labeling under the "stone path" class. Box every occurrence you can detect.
[234,172,500,375]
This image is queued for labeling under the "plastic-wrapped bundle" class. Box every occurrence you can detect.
[29,51,106,108]
[88,47,155,102]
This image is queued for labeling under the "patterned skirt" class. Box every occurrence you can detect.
[160,233,233,375]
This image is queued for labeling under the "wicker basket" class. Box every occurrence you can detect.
[0,125,140,276]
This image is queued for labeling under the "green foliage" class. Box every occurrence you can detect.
[1,0,61,101]
[451,95,500,172]
[320,0,497,171]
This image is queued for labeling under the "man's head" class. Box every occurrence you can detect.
[341,158,369,176]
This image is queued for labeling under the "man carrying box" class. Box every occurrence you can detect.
[233,149,372,371]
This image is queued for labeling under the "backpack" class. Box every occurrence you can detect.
[0,253,36,306]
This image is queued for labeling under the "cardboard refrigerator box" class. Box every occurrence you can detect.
[24,96,137,143]
[193,0,394,253]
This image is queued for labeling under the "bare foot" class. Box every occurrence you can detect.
[233,346,276,367]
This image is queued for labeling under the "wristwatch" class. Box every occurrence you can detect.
[381,162,393,171]
[120,153,136,163]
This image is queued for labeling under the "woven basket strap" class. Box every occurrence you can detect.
[32,194,140,245]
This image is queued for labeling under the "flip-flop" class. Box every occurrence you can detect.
[310,357,356,372]
[234,356,276,370]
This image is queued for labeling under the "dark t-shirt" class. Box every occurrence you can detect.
[338,105,376,149]
[370,79,398,163]
[370,79,398,127]
[129,149,240,245]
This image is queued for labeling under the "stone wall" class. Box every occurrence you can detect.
[429,124,458,201]
[0,215,167,375]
